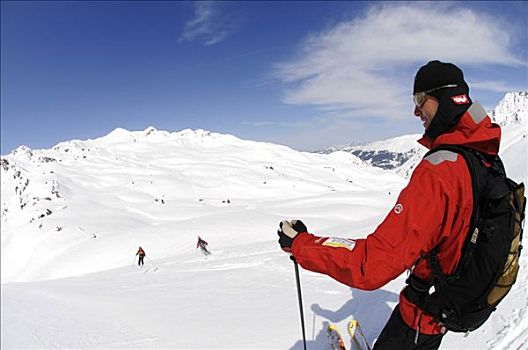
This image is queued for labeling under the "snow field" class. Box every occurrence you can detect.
[1,99,527,349]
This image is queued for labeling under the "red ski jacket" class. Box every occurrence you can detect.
[291,102,501,335]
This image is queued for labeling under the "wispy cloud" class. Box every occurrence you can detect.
[242,120,311,128]
[179,2,234,46]
[274,2,526,122]
[470,80,527,93]
[242,121,276,127]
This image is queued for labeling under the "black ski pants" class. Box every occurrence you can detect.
[138,256,144,266]
[373,305,444,350]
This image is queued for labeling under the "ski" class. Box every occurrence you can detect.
[327,324,346,350]
[348,320,371,350]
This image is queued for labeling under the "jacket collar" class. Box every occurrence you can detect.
[418,102,501,155]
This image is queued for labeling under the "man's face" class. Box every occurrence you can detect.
[414,96,439,130]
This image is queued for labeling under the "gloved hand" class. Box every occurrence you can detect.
[277,220,308,253]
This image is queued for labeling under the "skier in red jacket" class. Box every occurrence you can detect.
[196,236,211,256]
[277,61,501,350]
[136,246,146,266]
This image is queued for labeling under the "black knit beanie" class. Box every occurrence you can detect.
[414,60,472,140]
[413,60,469,96]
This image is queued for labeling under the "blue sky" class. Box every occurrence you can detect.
[1,1,527,154]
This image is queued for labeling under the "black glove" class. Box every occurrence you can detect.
[277,220,308,253]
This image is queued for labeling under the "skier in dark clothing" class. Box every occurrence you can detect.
[136,246,146,266]
[277,61,507,350]
[196,236,211,256]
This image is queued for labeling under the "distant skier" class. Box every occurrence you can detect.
[136,246,146,266]
[196,236,211,256]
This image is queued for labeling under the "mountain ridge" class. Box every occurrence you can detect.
[0,126,397,283]
[320,91,528,177]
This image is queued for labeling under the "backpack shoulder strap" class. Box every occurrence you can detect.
[424,145,489,278]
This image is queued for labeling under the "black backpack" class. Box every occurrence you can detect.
[404,145,526,333]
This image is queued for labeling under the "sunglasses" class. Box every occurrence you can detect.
[413,84,458,107]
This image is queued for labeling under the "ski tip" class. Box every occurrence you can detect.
[348,319,359,337]
[326,324,346,350]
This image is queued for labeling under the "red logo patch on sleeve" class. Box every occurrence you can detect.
[451,94,470,105]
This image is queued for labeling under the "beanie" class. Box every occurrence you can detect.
[413,60,469,97]
[414,61,473,140]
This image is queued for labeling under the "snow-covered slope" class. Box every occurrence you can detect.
[0,127,395,283]
[493,92,528,183]
[4,240,526,350]
[1,89,527,349]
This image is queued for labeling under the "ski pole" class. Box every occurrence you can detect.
[358,322,372,350]
[291,255,307,350]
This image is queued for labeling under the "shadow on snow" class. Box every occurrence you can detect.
[289,288,399,349]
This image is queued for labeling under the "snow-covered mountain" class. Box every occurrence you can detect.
[0,127,391,283]
[1,92,526,349]
[1,128,408,348]
[490,91,528,126]
[324,91,528,180]
[319,134,425,178]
